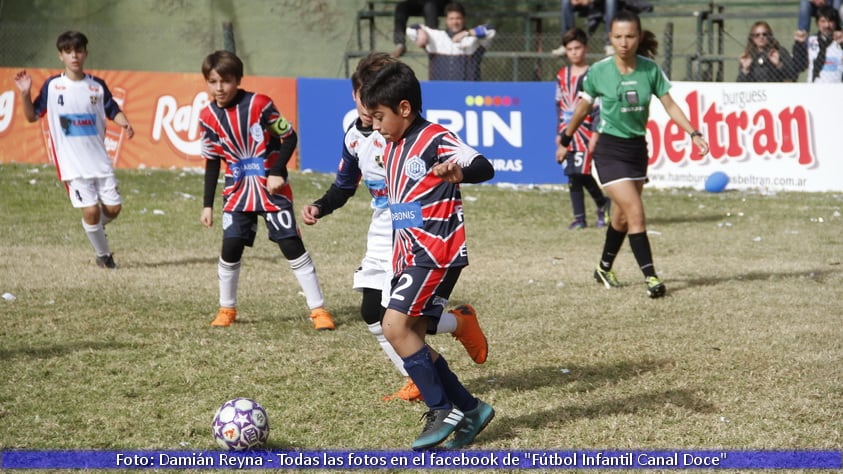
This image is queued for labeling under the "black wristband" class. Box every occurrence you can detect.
[560,133,572,147]
[690,130,703,138]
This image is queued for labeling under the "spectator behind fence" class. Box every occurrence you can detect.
[552,0,653,56]
[407,2,495,81]
[738,22,798,82]
[794,6,843,82]
[391,0,447,58]
[798,0,842,34]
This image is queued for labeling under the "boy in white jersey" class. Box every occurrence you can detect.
[15,31,134,269]
[301,53,488,403]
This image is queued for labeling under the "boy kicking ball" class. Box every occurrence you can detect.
[301,52,489,403]
[360,60,495,450]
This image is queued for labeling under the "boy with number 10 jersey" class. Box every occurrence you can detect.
[199,50,334,330]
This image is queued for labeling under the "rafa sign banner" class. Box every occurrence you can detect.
[0,67,298,171]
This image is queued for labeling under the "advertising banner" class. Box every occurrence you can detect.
[646,82,841,192]
[2,67,842,191]
[297,78,560,185]
[0,67,298,171]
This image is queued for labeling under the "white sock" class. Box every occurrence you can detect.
[288,252,325,309]
[368,322,408,376]
[218,258,240,308]
[82,219,110,257]
[435,311,458,334]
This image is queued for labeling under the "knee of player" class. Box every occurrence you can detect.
[381,309,411,342]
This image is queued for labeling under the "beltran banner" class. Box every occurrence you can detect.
[646,82,839,192]
[297,78,559,185]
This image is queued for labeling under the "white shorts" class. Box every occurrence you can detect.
[352,255,392,308]
[65,176,122,208]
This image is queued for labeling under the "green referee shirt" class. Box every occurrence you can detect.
[581,55,671,138]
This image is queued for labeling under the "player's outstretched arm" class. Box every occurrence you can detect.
[301,204,321,225]
[14,70,37,122]
[433,156,494,184]
[112,112,134,139]
[433,161,463,183]
[659,93,709,157]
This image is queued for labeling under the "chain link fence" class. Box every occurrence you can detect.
[1,0,806,83]
[348,1,807,83]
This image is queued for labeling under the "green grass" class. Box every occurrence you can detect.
[1,163,841,463]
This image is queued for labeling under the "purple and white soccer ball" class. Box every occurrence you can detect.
[212,398,269,451]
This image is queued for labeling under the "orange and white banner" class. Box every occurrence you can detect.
[0,67,298,171]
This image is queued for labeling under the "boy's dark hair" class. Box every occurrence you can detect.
[360,61,422,114]
[817,6,840,30]
[201,50,244,81]
[444,2,466,17]
[352,52,396,93]
[56,31,88,52]
[562,27,588,47]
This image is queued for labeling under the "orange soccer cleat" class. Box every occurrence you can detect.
[383,378,423,402]
[211,307,237,327]
[309,308,336,331]
[452,304,488,364]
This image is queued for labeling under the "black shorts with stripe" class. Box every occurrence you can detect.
[592,134,649,186]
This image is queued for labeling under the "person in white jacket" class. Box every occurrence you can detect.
[793,5,843,83]
[407,2,495,80]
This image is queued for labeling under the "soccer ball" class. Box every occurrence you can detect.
[211,398,270,451]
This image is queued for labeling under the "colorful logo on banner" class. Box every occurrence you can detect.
[297,78,559,185]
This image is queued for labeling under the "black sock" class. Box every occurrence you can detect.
[599,225,627,271]
[628,231,657,278]
[403,346,449,410]
[570,190,586,221]
[433,356,477,412]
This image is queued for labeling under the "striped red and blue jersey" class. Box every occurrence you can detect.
[199,90,293,212]
[556,66,594,155]
[385,117,482,273]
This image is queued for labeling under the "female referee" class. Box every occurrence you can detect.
[560,9,709,298]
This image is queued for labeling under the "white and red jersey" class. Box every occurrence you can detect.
[32,73,122,181]
[199,90,293,213]
[329,119,393,263]
[385,117,481,274]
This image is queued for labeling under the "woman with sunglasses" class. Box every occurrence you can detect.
[738,22,798,82]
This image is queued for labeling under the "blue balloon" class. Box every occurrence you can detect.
[705,171,729,193]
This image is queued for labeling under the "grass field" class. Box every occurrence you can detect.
[1,163,841,468]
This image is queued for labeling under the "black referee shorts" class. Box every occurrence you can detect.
[592,133,649,186]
